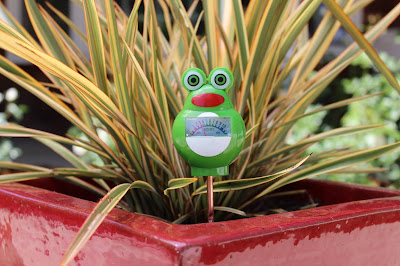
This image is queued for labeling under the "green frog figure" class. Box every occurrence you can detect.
[172,67,246,176]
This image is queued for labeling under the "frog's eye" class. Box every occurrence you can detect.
[182,68,207,91]
[209,67,233,91]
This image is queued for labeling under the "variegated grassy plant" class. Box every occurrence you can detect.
[1,0,400,263]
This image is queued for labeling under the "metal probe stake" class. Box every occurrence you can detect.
[207,176,214,223]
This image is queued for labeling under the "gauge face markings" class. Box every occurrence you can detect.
[185,117,231,137]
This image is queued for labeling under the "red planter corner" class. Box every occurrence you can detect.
[1,179,400,265]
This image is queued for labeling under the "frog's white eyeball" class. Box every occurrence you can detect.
[209,68,233,90]
[182,68,206,91]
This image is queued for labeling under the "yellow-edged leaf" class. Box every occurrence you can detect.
[82,0,109,95]
[193,155,310,195]
[246,141,400,205]
[164,177,198,195]
[61,181,156,265]
[322,0,400,93]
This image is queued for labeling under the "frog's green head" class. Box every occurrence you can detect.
[181,67,234,111]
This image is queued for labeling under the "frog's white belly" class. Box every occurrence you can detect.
[185,112,231,157]
[186,136,231,157]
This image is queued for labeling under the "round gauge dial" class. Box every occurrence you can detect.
[185,117,231,137]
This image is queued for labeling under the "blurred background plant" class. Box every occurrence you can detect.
[0,0,399,262]
[291,52,400,188]
[0,87,26,162]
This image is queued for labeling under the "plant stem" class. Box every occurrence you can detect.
[207,176,214,223]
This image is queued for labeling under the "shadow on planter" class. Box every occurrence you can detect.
[0,179,400,265]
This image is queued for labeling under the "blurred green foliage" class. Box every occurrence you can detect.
[291,52,400,188]
[0,88,27,161]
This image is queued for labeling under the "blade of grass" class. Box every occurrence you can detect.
[277,0,323,64]
[0,2,39,46]
[40,8,92,75]
[202,0,218,71]
[243,141,400,207]
[0,32,135,134]
[322,0,400,93]
[245,124,260,139]
[122,0,142,66]
[238,0,289,115]
[0,124,108,158]
[214,206,246,217]
[164,177,198,195]
[46,2,88,43]
[265,0,400,143]
[61,182,156,266]
[248,124,385,168]
[37,137,118,190]
[0,59,136,180]
[168,0,208,72]
[0,171,53,183]
[288,0,350,92]
[123,40,171,140]
[232,0,249,76]
[329,167,388,174]
[36,137,89,170]
[277,92,385,129]
[0,161,50,172]
[25,0,73,66]
[82,0,109,95]
[53,168,124,180]
[263,3,400,153]
[193,155,310,195]
[104,0,130,107]
[215,16,233,68]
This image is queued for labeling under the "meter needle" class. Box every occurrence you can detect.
[202,122,206,136]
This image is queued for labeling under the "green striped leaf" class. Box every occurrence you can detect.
[214,206,246,217]
[82,0,109,95]
[0,171,53,183]
[322,0,400,94]
[164,178,198,195]
[193,155,310,195]
[248,124,384,168]
[246,141,400,205]
[61,181,156,265]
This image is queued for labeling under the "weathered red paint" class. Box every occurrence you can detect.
[1,179,400,265]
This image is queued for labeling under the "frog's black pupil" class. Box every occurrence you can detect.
[188,75,199,86]
[215,74,226,85]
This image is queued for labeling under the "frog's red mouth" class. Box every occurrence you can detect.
[191,93,224,107]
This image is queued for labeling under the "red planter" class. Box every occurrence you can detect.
[1,179,400,265]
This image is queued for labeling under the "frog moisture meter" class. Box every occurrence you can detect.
[172,67,246,177]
